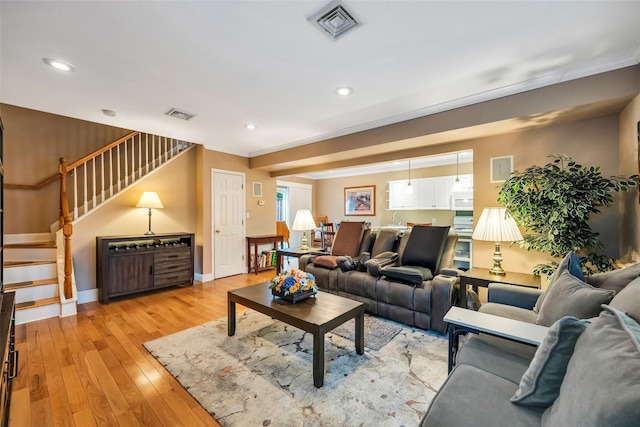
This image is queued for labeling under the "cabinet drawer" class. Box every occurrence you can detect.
[154,262,191,276]
[155,270,192,287]
[154,247,191,264]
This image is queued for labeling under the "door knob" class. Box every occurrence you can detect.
[215,229,221,233]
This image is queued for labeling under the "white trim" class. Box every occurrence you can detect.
[195,272,214,282]
[276,180,312,190]
[77,288,99,304]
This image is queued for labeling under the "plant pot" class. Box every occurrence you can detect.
[271,288,317,303]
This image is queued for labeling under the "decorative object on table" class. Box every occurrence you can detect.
[292,209,317,250]
[269,269,317,303]
[498,154,638,276]
[344,185,376,216]
[472,207,523,275]
[136,191,164,235]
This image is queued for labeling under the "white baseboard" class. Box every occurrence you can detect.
[195,273,214,282]
[77,288,99,304]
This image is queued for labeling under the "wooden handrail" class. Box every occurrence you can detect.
[58,157,73,300]
[4,131,140,190]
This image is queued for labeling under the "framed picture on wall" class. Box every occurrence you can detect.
[490,155,514,183]
[252,182,262,197]
[344,185,376,216]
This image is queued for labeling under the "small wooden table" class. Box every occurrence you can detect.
[275,246,327,272]
[444,307,548,372]
[246,235,284,274]
[228,282,365,388]
[459,267,540,308]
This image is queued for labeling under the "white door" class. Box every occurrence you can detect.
[277,181,312,248]
[212,170,245,278]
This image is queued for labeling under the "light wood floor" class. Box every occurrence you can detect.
[10,270,276,427]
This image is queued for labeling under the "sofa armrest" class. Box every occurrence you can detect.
[438,267,461,277]
[299,254,317,271]
[430,274,460,333]
[487,283,542,310]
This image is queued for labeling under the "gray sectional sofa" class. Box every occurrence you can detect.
[421,255,640,426]
[300,223,459,333]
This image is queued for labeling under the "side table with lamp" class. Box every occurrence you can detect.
[460,207,540,307]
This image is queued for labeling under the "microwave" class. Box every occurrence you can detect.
[451,191,473,211]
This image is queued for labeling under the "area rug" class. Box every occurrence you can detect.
[144,311,449,427]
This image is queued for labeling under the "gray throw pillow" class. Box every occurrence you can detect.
[541,306,640,427]
[536,270,614,327]
[586,262,640,293]
[534,252,584,314]
[511,316,589,407]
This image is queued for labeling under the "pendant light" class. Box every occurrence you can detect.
[452,153,463,192]
[405,160,414,194]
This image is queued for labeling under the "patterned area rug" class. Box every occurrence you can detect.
[144,311,448,426]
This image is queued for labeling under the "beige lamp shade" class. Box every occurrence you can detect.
[136,192,163,235]
[136,192,164,209]
[292,209,317,250]
[472,207,523,275]
[472,207,522,242]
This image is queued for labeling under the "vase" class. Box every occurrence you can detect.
[272,288,317,303]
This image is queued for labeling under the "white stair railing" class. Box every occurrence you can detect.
[60,132,194,221]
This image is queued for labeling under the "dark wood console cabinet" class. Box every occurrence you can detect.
[0,292,16,427]
[96,233,194,303]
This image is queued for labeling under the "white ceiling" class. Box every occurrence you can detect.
[1,1,639,161]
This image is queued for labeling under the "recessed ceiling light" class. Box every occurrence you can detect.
[335,86,353,96]
[43,57,76,72]
[245,124,257,130]
[102,109,116,117]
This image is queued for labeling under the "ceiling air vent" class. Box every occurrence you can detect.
[165,108,196,121]
[308,1,362,41]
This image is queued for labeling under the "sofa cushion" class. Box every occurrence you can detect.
[370,228,398,258]
[400,225,450,272]
[364,251,398,276]
[330,221,365,257]
[536,270,614,326]
[511,316,590,408]
[381,265,433,286]
[420,364,544,427]
[534,251,584,313]
[586,262,640,293]
[312,255,339,269]
[480,302,538,324]
[541,306,640,427]
[610,276,640,323]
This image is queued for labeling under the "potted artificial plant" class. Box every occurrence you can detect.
[497,154,638,276]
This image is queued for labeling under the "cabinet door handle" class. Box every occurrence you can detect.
[150,266,153,275]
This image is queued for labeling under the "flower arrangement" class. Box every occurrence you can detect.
[269,269,317,297]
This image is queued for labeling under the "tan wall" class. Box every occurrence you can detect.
[619,90,640,263]
[72,149,197,291]
[1,103,132,232]
[196,146,277,277]
[315,162,473,227]
[315,115,622,276]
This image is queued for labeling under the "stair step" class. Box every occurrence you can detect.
[4,260,56,268]
[16,297,59,311]
[5,242,56,249]
[5,278,58,291]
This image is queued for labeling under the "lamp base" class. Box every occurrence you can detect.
[144,230,155,235]
[300,231,309,251]
[490,242,506,275]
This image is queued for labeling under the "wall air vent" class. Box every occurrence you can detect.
[165,108,196,121]
[308,1,362,41]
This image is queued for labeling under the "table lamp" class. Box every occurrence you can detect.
[472,207,523,275]
[136,191,164,235]
[292,209,317,250]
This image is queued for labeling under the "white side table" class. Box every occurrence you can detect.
[444,306,549,372]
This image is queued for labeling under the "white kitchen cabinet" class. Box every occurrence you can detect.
[452,174,473,192]
[388,179,417,209]
[416,177,451,210]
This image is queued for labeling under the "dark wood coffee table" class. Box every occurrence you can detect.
[228,282,365,388]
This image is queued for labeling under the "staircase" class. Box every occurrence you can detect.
[3,132,195,324]
[4,233,60,325]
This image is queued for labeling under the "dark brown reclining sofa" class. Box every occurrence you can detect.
[300,222,459,333]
